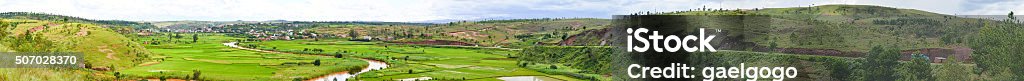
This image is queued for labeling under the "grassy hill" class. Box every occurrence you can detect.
[307,5,993,52]
[670,5,988,51]
[0,12,156,30]
[0,18,152,80]
[309,18,611,48]
[555,5,991,53]
[539,5,1016,81]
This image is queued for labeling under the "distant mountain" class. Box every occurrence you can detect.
[309,18,610,48]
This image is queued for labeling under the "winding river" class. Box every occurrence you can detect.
[222,42,390,81]
[308,58,388,81]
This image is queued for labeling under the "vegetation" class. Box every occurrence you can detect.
[934,56,972,81]
[309,18,611,47]
[245,39,587,81]
[1,4,1021,81]
[0,12,156,30]
[0,18,154,80]
[653,5,985,52]
[969,13,1024,80]
[119,34,368,80]
[861,46,900,81]
[518,46,613,80]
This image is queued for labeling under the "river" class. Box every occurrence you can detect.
[222,42,390,81]
[308,58,388,81]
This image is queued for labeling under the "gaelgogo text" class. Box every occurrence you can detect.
[625,28,798,81]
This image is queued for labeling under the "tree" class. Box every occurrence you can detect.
[159,75,167,81]
[114,72,121,79]
[13,30,56,52]
[769,41,778,53]
[192,34,198,43]
[349,29,359,40]
[0,22,9,41]
[334,53,343,58]
[174,33,181,39]
[899,54,932,81]
[935,56,970,81]
[789,33,801,45]
[971,17,1024,80]
[313,59,321,66]
[1009,11,1015,20]
[519,62,528,67]
[861,45,900,81]
[827,58,853,81]
[192,70,202,80]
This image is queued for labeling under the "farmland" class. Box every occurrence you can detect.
[242,39,590,81]
[0,4,1021,81]
[119,34,368,81]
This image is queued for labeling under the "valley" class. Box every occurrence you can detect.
[0,4,1021,81]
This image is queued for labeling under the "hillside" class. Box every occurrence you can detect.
[309,18,612,48]
[306,5,987,53]
[669,4,979,50]
[569,5,984,51]
[0,12,156,30]
[0,18,152,80]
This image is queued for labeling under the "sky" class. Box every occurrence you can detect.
[0,0,1022,22]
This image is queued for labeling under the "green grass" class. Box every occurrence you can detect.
[648,4,994,52]
[0,19,152,80]
[249,39,587,81]
[118,34,368,81]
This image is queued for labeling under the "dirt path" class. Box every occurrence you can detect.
[76,27,89,36]
[223,42,295,54]
[98,46,119,60]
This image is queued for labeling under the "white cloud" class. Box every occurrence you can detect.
[965,0,1024,15]
[0,0,452,22]
[0,0,1019,22]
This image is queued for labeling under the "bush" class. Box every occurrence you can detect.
[861,45,900,81]
[313,59,321,66]
[192,70,202,80]
[519,46,612,73]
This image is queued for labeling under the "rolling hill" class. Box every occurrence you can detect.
[569,5,989,53]
[0,18,153,80]
[309,18,611,48]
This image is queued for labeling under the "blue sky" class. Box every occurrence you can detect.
[1,0,1022,22]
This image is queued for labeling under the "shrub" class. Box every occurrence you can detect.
[313,59,321,66]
